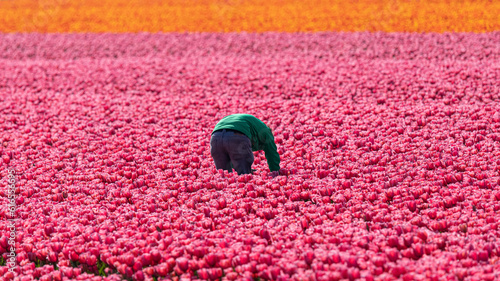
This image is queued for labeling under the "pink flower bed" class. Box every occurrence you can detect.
[1,33,499,61]
[0,33,499,281]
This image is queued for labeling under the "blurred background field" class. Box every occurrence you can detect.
[0,0,499,33]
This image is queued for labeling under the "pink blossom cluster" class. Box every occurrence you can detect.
[0,33,499,281]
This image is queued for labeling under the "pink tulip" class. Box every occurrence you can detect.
[176,257,189,272]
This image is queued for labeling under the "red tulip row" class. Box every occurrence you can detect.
[0,32,499,280]
[1,33,499,61]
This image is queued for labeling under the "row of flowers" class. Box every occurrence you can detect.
[0,0,499,32]
[1,32,499,61]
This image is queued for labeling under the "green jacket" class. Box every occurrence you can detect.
[213,114,280,172]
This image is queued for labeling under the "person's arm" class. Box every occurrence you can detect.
[260,129,280,172]
[264,142,280,172]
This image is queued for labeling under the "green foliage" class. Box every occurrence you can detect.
[97,258,109,276]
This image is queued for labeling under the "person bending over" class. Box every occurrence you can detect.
[210,114,280,175]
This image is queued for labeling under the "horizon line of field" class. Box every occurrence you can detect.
[0,32,498,61]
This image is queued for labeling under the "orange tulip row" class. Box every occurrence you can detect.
[0,0,498,33]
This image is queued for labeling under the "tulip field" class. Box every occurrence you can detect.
[1,1,500,281]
